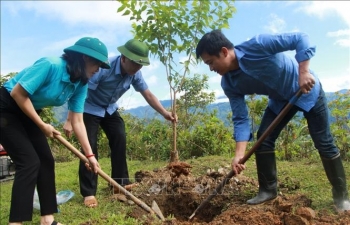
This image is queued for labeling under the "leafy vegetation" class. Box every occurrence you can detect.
[117,0,236,162]
[1,0,349,222]
[1,72,349,162]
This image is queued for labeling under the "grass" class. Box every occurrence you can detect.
[0,154,349,224]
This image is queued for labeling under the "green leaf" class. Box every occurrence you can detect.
[117,4,126,13]
[122,9,131,16]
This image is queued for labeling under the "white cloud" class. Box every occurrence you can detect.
[118,91,147,109]
[320,75,350,92]
[3,1,130,28]
[300,1,350,24]
[298,2,350,47]
[209,74,221,84]
[145,75,158,86]
[2,1,133,48]
[327,29,350,37]
[213,89,228,103]
[143,60,161,73]
[333,39,350,47]
[317,66,350,92]
[264,14,286,33]
[327,29,350,47]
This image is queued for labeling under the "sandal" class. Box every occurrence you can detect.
[124,183,139,191]
[111,193,135,205]
[112,183,139,194]
[50,221,63,225]
[113,193,128,202]
[40,219,62,225]
[84,196,98,208]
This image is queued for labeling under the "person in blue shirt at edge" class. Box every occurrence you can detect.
[63,39,177,208]
[195,29,350,212]
[0,37,110,225]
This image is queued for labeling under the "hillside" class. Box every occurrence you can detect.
[53,89,349,124]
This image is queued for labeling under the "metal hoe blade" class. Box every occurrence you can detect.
[152,200,165,220]
[189,89,303,220]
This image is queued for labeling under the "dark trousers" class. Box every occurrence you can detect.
[79,110,130,197]
[257,87,339,158]
[0,87,57,222]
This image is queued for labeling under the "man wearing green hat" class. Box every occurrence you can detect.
[63,39,177,208]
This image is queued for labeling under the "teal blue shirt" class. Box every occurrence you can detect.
[4,57,88,113]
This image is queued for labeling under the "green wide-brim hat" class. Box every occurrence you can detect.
[117,39,150,66]
[64,37,110,69]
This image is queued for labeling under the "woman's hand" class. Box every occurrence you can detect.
[40,123,61,138]
[85,156,100,174]
[63,120,74,138]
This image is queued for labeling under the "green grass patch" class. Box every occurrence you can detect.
[1,156,349,224]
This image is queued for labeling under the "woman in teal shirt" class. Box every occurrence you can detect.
[0,37,110,225]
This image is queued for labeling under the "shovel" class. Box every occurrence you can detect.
[189,89,303,220]
[54,135,165,221]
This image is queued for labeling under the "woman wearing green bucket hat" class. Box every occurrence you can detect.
[63,39,177,208]
[0,37,110,225]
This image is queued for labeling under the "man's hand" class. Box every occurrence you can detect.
[299,71,315,94]
[163,111,178,123]
[231,156,246,175]
[232,141,247,175]
[298,60,315,94]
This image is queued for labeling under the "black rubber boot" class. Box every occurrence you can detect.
[247,152,278,205]
[321,153,350,212]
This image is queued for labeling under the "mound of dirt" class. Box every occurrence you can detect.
[125,162,350,225]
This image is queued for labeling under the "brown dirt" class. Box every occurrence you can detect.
[125,162,350,225]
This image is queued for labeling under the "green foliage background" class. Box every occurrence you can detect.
[1,1,349,223]
[1,72,349,163]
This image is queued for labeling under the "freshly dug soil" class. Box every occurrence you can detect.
[125,162,350,225]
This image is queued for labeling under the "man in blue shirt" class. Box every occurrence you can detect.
[64,39,177,208]
[196,30,349,211]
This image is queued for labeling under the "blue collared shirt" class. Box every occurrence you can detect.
[84,55,148,117]
[222,32,320,142]
[4,57,87,112]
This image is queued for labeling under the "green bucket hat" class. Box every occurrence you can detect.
[64,37,110,69]
[117,39,150,66]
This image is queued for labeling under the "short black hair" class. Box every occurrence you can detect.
[62,51,88,84]
[196,29,234,59]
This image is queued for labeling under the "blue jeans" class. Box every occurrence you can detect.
[257,88,339,159]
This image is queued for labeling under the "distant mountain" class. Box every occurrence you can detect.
[123,89,349,119]
[124,99,172,119]
[53,89,349,124]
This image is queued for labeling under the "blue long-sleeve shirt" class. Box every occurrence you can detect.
[222,32,320,142]
[84,55,148,117]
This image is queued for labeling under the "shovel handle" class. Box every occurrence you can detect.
[239,89,303,164]
[54,135,165,221]
[189,89,303,220]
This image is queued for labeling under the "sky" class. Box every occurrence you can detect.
[1,1,349,109]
